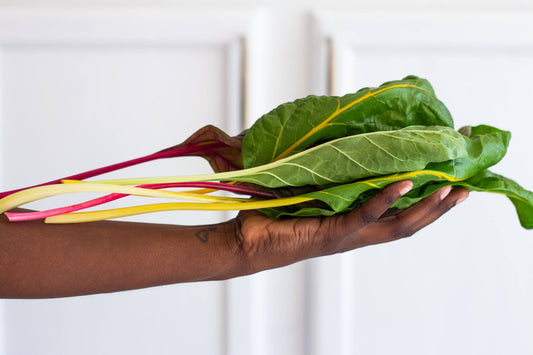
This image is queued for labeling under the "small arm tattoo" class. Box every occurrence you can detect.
[195,227,217,243]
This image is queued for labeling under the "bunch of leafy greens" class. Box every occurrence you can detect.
[1,75,532,228]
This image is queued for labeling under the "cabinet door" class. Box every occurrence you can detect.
[309,11,533,355]
[0,9,254,355]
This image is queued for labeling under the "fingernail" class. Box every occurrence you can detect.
[399,181,413,196]
[439,185,452,200]
[455,194,468,205]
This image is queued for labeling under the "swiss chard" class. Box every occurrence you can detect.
[0,76,531,229]
[242,75,454,167]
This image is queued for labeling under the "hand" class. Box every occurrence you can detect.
[230,181,468,275]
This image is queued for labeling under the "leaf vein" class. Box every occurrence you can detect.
[363,136,406,161]
[327,144,380,175]
[279,162,343,183]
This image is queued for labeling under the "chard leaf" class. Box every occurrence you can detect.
[214,125,469,188]
[392,170,533,229]
[87,125,506,190]
[260,169,533,230]
[258,124,531,228]
[0,126,469,215]
[259,171,453,218]
[3,74,531,229]
[242,75,453,168]
[423,124,510,177]
[461,170,533,229]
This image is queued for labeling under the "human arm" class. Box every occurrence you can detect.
[0,180,468,299]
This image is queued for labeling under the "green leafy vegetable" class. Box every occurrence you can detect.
[0,75,531,229]
[242,75,454,167]
[30,125,483,188]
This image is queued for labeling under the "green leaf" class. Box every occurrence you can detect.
[223,126,469,188]
[87,125,507,191]
[259,171,454,218]
[242,75,454,168]
[462,170,533,229]
[423,124,511,177]
[260,169,533,230]
[258,125,530,227]
[394,170,533,229]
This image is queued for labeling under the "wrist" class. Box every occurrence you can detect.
[201,219,249,281]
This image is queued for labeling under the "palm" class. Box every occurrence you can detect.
[233,182,468,274]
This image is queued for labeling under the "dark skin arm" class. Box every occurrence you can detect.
[0,181,468,299]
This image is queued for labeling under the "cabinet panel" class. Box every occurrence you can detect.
[0,9,253,355]
[311,11,533,355]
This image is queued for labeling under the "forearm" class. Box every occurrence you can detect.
[0,209,243,298]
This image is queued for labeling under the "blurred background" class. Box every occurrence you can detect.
[1,0,533,354]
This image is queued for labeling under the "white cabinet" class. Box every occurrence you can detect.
[310,11,533,355]
[1,5,533,355]
[0,8,257,355]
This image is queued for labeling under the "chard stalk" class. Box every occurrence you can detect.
[44,196,314,224]
[0,182,252,215]
[5,181,276,222]
[0,142,227,199]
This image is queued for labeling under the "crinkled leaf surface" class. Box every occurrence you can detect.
[256,124,533,229]
[260,169,533,229]
[242,75,454,168]
[81,125,508,192]
[219,126,470,188]
[393,170,533,228]
[3,75,531,229]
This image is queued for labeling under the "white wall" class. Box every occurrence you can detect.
[1,1,533,355]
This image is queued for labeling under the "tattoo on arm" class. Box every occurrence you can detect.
[195,227,217,243]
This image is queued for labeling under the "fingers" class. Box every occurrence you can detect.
[369,185,469,242]
[338,180,414,233]
[395,186,468,237]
